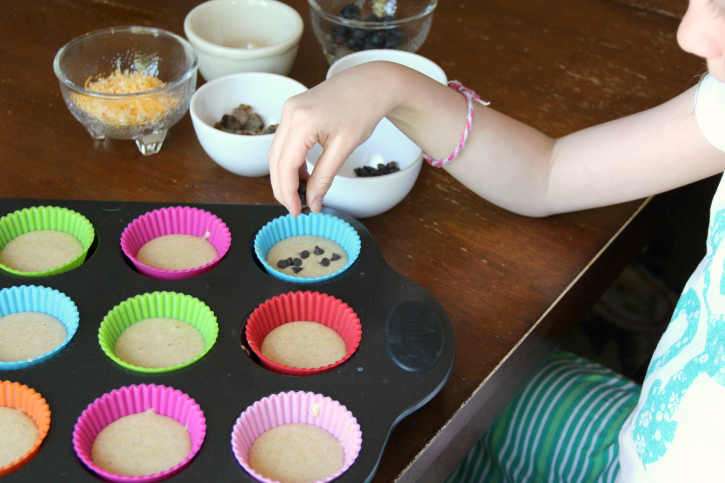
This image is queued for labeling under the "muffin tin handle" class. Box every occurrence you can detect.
[384,301,444,373]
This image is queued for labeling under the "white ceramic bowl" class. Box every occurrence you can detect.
[190,72,307,177]
[326,48,447,82]
[184,0,304,81]
[305,50,447,218]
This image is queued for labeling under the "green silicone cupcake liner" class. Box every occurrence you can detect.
[98,291,219,373]
[0,206,95,277]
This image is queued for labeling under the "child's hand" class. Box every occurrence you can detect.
[268,62,402,216]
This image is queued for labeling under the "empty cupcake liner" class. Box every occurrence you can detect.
[0,381,51,478]
[253,213,361,284]
[0,285,80,370]
[72,384,206,483]
[245,291,361,376]
[120,206,231,280]
[98,291,218,373]
[231,391,362,483]
[0,205,95,277]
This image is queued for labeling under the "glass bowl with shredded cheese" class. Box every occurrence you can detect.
[53,26,198,155]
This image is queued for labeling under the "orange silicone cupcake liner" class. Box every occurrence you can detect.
[0,380,51,477]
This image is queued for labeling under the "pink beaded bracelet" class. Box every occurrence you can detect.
[423,80,490,168]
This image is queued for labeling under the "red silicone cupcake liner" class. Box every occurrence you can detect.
[231,391,362,483]
[120,206,231,280]
[72,384,206,483]
[245,291,362,376]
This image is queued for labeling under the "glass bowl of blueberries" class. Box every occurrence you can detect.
[308,0,438,64]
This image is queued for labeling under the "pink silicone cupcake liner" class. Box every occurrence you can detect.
[120,206,231,280]
[0,381,51,477]
[231,391,362,483]
[72,384,206,483]
[245,291,362,376]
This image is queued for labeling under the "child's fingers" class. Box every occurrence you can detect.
[273,127,320,216]
[304,138,355,213]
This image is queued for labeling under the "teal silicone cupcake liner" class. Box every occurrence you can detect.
[98,291,219,373]
[0,206,95,277]
[0,285,80,370]
[253,212,361,284]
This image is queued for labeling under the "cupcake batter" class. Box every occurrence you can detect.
[261,321,347,369]
[0,312,68,362]
[248,423,344,483]
[136,234,217,271]
[114,317,205,369]
[0,230,83,272]
[0,406,38,468]
[266,235,347,278]
[91,409,191,477]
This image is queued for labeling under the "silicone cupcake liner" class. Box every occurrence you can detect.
[72,384,206,483]
[0,285,80,370]
[245,291,362,376]
[0,381,51,478]
[98,291,218,373]
[231,391,362,483]
[253,212,361,284]
[120,206,232,280]
[0,205,95,277]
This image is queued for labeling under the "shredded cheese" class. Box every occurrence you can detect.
[73,68,179,126]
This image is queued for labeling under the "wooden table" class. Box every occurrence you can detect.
[0,0,706,481]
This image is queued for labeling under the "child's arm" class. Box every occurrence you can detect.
[268,61,725,217]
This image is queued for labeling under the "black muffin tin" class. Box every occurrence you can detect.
[0,199,455,483]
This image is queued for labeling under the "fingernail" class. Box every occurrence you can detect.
[311,196,323,213]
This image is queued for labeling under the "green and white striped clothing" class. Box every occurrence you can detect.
[444,350,640,483]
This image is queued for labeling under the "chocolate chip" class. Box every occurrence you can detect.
[331,253,341,261]
[293,258,302,266]
[354,161,400,177]
[320,258,330,267]
[300,250,309,259]
[314,246,324,255]
[298,180,307,206]
[286,257,294,266]
[277,259,288,269]
[292,266,303,274]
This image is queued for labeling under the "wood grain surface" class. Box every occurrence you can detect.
[0,0,706,481]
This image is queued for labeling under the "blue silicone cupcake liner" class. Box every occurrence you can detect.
[0,285,80,369]
[254,213,361,284]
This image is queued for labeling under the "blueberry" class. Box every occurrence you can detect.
[339,4,361,20]
[348,28,367,49]
[331,24,349,44]
[365,30,387,49]
[384,28,404,49]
